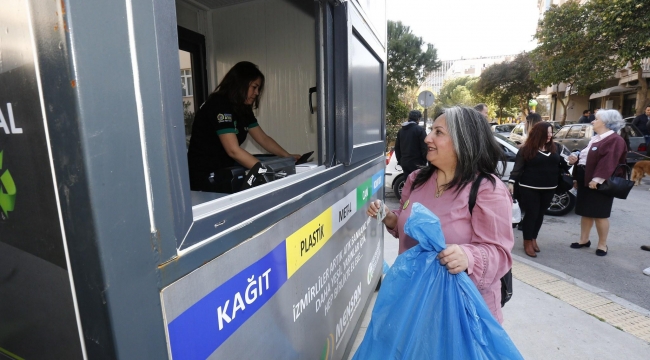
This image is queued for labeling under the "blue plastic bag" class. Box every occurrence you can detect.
[352,203,523,360]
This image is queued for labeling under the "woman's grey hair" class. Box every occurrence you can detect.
[597,109,625,132]
[411,106,505,193]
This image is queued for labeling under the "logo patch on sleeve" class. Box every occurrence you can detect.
[217,113,233,123]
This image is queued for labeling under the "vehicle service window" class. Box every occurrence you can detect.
[554,126,569,139]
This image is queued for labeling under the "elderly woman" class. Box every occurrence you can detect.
[367,106,514,322]
[568,109,627,256]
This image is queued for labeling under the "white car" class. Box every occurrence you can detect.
[385,133,576,216]
[386,134,516,198]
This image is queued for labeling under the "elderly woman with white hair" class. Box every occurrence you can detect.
[567,109,628,256]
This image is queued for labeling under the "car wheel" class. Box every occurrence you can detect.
[392,175,406,200]
[545,191,576,216]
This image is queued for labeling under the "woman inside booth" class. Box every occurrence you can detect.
[187,61,299,193]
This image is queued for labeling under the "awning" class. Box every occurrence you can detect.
[589,86,631,99]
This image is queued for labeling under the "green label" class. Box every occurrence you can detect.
[356,178,372,208]
[0,151,17,218]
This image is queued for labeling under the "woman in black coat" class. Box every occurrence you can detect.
[508,121,570,257]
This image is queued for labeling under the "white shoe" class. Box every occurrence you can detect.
[644,267,650,276]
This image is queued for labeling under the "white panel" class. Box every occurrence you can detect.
[176,0,201,33]
[211,0,317,156]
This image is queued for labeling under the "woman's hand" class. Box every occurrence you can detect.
[588,180,598,189]
[366,200,387,219]
[568,154,578,165]
[507,183,514,194]
[438,244,469,274]
[573,180,578,190]
[292,154,302,162]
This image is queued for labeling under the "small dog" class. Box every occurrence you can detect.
[631,160,650,186]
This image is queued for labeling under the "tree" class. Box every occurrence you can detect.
[475,53,540,121]
[587,0,650,115]
[433,77,479,115]
[386,20,441,145]
[531,1,615,124]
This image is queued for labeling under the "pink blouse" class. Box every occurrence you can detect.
[387,170,514,323]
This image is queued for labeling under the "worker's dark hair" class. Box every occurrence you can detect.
[213,61,265,109]
[583,109,590,115]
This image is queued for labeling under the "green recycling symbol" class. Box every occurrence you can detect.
[0,151,17,218]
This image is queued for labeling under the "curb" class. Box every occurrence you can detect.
[512,254,650,318]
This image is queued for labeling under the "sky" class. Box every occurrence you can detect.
[386,0,541,60]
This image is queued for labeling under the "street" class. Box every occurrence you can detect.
[383,178,650,312]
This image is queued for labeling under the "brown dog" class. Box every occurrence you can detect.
[631,160,650,185]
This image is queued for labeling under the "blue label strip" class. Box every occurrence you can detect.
[166,169,384,358]
[167,242,288,360]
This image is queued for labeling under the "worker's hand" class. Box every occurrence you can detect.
[438,245,469,274]
[507,183,514,194]
[366,200,388,220]
[589,180,598,190]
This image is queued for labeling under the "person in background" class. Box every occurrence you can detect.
[474,103,489,119]
[579,110,591,124]
[395,110,428,180]
[507,122,570,257]
[632,105,650,147]
[588,108,600,122]
[367,106,513,323]
[517,112,543,149]
[187,61,299,192]
[567,109,627,256]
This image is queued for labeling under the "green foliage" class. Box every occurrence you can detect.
[531,1,616,122]
[433,77,480,115]
[387,21,441,103]
[586,0,650,113]
[474,53,539,120]
[385,20,440,145]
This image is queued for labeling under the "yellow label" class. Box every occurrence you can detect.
[286,208,333,278]
[403,199,409,210]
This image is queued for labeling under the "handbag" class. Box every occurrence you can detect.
[597,164,634,199]
[556,144,574,194]
[556,172,574,194]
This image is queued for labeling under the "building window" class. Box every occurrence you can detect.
[181,69,193,97]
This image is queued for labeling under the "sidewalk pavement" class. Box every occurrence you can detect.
[347,232,650,359]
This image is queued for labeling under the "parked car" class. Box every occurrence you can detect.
[509,121,562,145]
[492,124,516,136]
[553,123,645,164]
[385,133,576,216]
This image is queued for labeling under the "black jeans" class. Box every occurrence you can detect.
[518,186,556,240]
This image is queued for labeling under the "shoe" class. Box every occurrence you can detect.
[517,223,523,231]
[570,241,591,249]
[596,246,608,256]
[643,267,650,276]
[532,239,540,253]
[641,245,650,252]
[524,240,537,257]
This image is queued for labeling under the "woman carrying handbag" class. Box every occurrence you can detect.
[507,120,571,257]
[567,110,628,256]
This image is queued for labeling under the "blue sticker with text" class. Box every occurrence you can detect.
[167,242,288,360]
[371,169,384,195]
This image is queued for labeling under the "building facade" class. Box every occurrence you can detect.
[422,55,517,95]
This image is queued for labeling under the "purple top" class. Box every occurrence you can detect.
[387,170,514,323]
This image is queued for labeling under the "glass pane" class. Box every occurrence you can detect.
[554,127,569,139]
[179,50,195,149]
[566,126,581,139]
[351,35,382,145]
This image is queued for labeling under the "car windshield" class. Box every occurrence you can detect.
[494,133,518,148]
